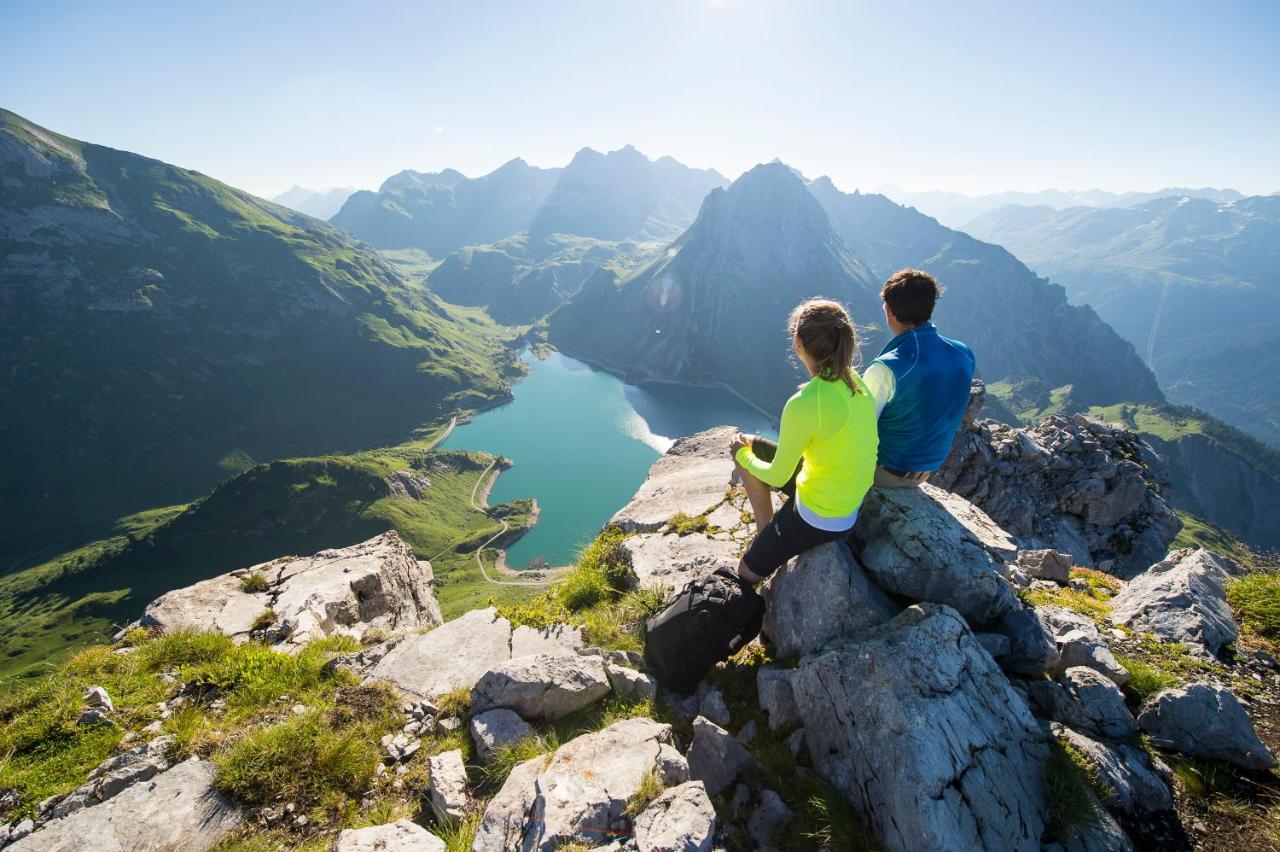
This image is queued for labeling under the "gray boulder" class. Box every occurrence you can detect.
[1054,725,1172,814]
[792,604,1048,851]
[511,623,584,658]
[127,531,442,649]
[697,687,731,728]
[621,532,739,593]
[363,608,513,701]
[1137,683,1277,771]
[1036,607,1128,686]
[992,606,1059,676]
[1054,807,1134,852]
[633,781,716,852]
[471,653,611,721]
[8,758,241,852]
[427,749,469,822]
[762,540,898,658]
[41,736,173,822]
[1109,549,1239,657]
[1060,667,1136,740]
[472,718,688,851]
[850,485,1019,626]
[605,664,657,703]
[609,427,736,532]
[1015,549,1073,583]
[334,820,446,851]
[756,667,800,732]
[685,716,756,796]
[746,788,793,852]
[470,708,535,765]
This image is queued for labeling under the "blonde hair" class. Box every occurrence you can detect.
[788,298,861,395]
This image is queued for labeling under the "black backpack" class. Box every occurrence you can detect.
[643,567,765,695]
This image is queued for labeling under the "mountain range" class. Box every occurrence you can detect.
[270,185,359,220]
[876,184,1246,229]
[0,108,514,567]
[330,145,726,262]
[550,163,1163,414]
[967,196,1280,446]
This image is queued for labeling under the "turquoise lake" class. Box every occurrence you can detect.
[440,351,776,568]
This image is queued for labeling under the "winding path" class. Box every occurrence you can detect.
[467,459,564,587]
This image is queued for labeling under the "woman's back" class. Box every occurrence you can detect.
[793,374,878,518]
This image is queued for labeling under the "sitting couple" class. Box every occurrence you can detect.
[731,268,975,584]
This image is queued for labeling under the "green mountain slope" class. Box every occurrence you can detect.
[0,109,515,566]
[966,196,1280,445]
[0,439,536,681]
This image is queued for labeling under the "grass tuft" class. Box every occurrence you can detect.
[623,769,666,817]
[1043,740,1103,843]
[239,571,269,593]
[1227,572,1280,642]
[480,732,559,788]
[667,512,709,536]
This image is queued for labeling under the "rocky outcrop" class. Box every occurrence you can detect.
[8,758,241,851]
[1037,606,1128,685]
[39,736,173,823]
[685,716,756,796]
[936,392,1179,577]
[609,428,737,532]
[471,653,611,721]
[1138,683,1277,771]
[761,541,898,658]
[356,607,581,701]
[128,531,442,649]
[792,604,1048,852]
[1054,725,1173,815]
[472,718,688,851]
[334,820,446,852]
[621,533,739,593]
[850,484,1019,626]
[632,781,716,852]
[1109,548,1240,657]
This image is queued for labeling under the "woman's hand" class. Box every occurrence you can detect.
[729,431,753,455]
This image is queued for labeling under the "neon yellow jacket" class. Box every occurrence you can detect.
[735,374,878,518]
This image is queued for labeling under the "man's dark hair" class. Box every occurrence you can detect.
[881,268,943,327]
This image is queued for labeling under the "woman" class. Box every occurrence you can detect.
[731,299,878,584]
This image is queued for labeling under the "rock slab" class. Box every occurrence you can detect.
[850,485,1019,626]
[334,820,447,851]
[633,781,716,852]
[9,758,241,852]
[1109,548,1240,657]
[792,604,1048,852]
[1137,683,1277,771]
[471,653,611,721]
[609,427,736,532]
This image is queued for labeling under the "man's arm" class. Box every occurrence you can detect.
[862,361,896,419]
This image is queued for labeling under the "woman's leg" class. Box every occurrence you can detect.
[736,461,775,533]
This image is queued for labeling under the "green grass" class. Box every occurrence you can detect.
[239,572,268,593]
[0,446,541,681]
[1227,572,1280,642]
[623,769,666,817]
[1115,655,1178,701]
[986,378,1080,423]
[667,512,710,536]
[1043,740,1104,844]
[1019,586,1112,623]
[1173,512,1258,565]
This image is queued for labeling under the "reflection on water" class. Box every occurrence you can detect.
[440,350,776,568]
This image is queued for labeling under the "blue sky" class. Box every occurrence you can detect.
[2,0,1277,198]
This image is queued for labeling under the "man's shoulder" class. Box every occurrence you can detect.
[935,331,975,362]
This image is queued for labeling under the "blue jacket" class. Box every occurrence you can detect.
[872,322,975,472]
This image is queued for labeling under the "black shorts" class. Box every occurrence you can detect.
[741,438,846,578]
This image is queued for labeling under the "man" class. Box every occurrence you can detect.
[861,268,975,488]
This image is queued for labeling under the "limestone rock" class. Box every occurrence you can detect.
[610,427,736,532]
[128,531,442,649]
[1060,667,1136,740]
[746,788,792,851]
[697,687,731,728]
[42,736,173,822]
[511,623,584,659]
[633,781,716,852]
[1035,607,1128,686]
[757,666,801,732]
[762,540,898,658]
[84,686,113,711]
[1054,725,1172,814]
[1055,807,1134,852]
[793,604,1048,852]
[334,820,446,851]
[427,749,469,822]
[1015,548,1073,583]
[685,716,756,796]
[470,709,535,765]
[363,608,513,701]
[605,664,657,702]
[850,485,1019,626]
[472,718,688,851]
[992,606,1059,676]
[935,406,1179,578]
[1109,548,1239,657]
[8,758,241,851]
[472,653,611,721]
[620,531,738,593]
[1137,683,1277,771]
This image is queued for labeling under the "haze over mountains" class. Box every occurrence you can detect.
[968,195,1280,446]
[0,109,512,564]
[270,185,358,220]
[877,184,1246,230]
